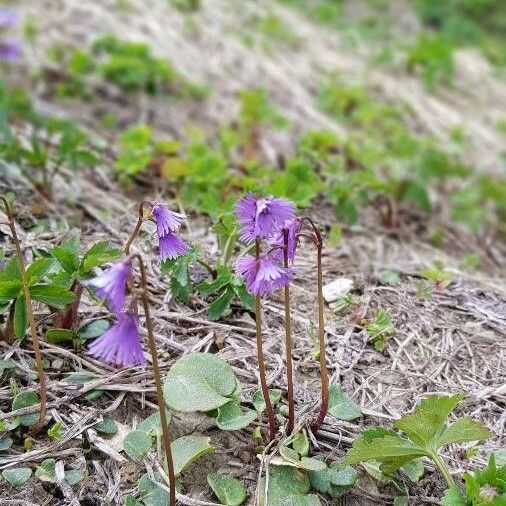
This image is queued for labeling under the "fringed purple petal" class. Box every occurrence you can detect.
[159,232,188,261]
[152,203,185,238]
[85,258,131,314]
[0,39,20,62]
[235,193,295,243]
[0,10,17,29]
[235,253,291,296]
[88,314,146,367]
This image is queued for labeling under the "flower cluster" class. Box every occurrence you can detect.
[152,203,189,262]
[235,193,299,296]
[0,9,20,63]
[86,202,188,367]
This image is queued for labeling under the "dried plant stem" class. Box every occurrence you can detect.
[124,201,150,254]
[255,239,277,441]
[134,254,176,506]
[283,229,295,435]
[1,196,47,433]
[313,240,329,430]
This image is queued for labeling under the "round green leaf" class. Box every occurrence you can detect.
[2,467,32,487]
[137,410,172,437]
[12,391,39,426]
[0,436,13,451]
[65,467,86,486]
[328,385,362,421]
[95,416,118,435]
[171,435,214,476]
[216,401,257,431]
[123,430,153,460]
[207,473,246,505]
[78,319,110,340]
[138,472,169,506]
[163,353,237,412]
[252,389,282,414]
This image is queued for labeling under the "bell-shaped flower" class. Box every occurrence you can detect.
[88,313,145,367]
[235,193,295,244]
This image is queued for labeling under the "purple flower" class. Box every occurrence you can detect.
[152,203,185,238]
[235,193,295,243]
[270,218,301,264]
[85,258,131,314]
[88,313,145,367]
[159,232,189,261]
[0,39,20,63]
[0,10,17,30]
[236,254,292,296]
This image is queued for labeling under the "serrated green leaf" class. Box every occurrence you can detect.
[216,401,256,431]
[207,287,235,321]
[0,257,21,283]
[13,294,27,339]
[12,391,39,426]
[171,435,214,476]
[344,434,426,466]
[440,485,466,506]
[437,417,492,448]
[52,245,80,273]
[2,467,32,486]
[207,473,246,505]
[0,280,22,302]
[26,258,56,284]
[400,458,424,483]
[81,241,122,273]
[394,394,465,447]
[29,284,76,309]
[123,430,153,460]
[328,385,362,421]
[163,353,237,412]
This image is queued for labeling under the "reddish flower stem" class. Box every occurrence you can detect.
[1,196,47,434]
[255,239,277,441]
[124,200,151,254]
[313,239,329,431]
[133,254,176,506]
[283,229,295,435]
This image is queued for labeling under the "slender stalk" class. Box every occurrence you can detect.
[133,254,176,506]
[312,235,329,431]
[1,196,47,432]
[432,453,456,489]
[282,229,295,435]
[124,201,150,255]
[255,239,277,441]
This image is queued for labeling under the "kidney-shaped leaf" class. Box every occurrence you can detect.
[207,473,246,505]
[2,467,32,487]
[171,435,214,477]
[163,353,237,412]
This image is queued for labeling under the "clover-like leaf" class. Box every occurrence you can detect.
[123,430,153,460]
[171,435,214,476]
[207,473,246,505]
[2,467,32,487]
[216,401,256,431]
[163,353,237,412]
[437,417,492,448]
[328,385,361,421]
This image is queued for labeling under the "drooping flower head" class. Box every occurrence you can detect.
[88,313,145,367]
[152,203,185,238]
[236,254,292,296]
[235,193,295,243]
[0,9,17,30]
[0,38,19,63]
[85,258,132,314]
[270,218,301,264]
[159,232,189,261]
